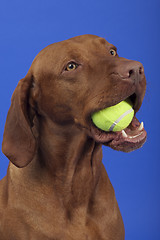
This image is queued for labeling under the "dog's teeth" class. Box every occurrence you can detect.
[138,122,144,131]
[122,130,127,138]
[128,132,143,139]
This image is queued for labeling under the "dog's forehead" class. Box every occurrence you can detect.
[31,35,115,76]
[68,34,108,45]
[63,34,113,53]
[36,35,112,59]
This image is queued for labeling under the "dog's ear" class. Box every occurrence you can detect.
[2,73,37,168]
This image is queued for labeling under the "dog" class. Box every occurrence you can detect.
[0,34,147,240]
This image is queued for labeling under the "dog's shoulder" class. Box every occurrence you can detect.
[0,176,8,239]
[0,175,8,206]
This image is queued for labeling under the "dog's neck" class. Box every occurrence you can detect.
[35,117,103,206]
[8,117,103,216]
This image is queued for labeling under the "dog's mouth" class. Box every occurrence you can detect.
[90,94,147,152]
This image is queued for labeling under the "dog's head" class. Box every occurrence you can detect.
[2,35,147,167]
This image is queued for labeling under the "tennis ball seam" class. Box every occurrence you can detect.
[109,108,133,131]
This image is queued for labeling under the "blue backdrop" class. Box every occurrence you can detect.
[0,0,159,239]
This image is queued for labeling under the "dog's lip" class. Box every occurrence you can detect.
[89,91,141,118]
[90,116,147,152]
[109,72,146,113]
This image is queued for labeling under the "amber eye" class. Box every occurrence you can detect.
[110,49,117,56]
[65,62,78,71]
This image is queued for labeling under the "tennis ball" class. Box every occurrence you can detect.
[91,99,134,132]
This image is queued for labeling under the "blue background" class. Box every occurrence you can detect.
[0,0,159,239]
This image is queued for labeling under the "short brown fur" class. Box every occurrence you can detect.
[0,35,146,239]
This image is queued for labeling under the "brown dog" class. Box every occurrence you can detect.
[0,35,147,240]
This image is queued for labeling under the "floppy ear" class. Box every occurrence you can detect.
[2,73,37,168]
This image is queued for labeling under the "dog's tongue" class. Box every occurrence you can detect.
[91,116,147,152]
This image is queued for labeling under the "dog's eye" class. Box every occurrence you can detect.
[110,49,117,56]
[65,62,78,71]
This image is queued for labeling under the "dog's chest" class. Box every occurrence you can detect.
[0,206,124,240]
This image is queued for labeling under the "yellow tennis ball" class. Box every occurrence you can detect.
[91,99,134,132]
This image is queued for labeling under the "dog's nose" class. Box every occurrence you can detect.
[121,61,144,83]
[128,62,144,83]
